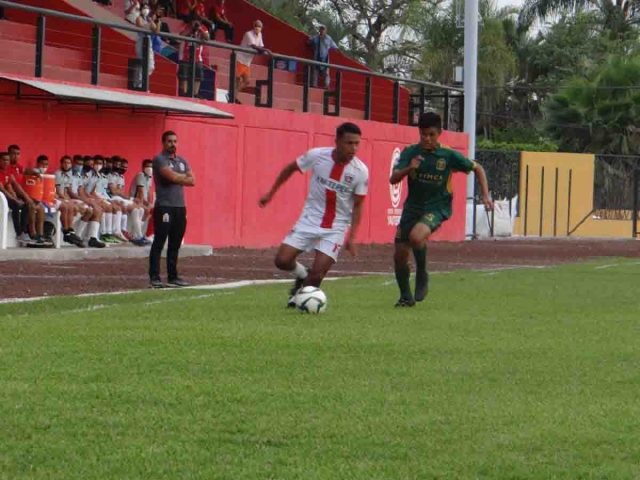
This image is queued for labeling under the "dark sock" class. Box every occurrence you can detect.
[394,264,413,300]
[413,244,427,276]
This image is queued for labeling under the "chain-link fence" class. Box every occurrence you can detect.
[593,155,640,220]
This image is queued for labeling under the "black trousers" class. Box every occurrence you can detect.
[212,22,234,43]
[6,197,28,236]
[149,206,187,281]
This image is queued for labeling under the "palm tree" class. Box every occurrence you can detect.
[518,0,639,37]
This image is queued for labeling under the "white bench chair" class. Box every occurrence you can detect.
[0,194,62,249]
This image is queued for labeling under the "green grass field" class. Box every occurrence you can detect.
[2,259,640,480]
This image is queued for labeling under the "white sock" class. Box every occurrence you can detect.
[90,221,101,239]
[114,211,123,234]
[101,216,107,235]
[121,213,128,233]
[293,262,308,279]
[76,220,88,239]
[132,208,144,238]
[106,213,113,234]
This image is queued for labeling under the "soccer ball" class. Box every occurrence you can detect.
[295,286,327,314]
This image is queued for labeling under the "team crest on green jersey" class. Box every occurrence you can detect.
[436,158,446,171]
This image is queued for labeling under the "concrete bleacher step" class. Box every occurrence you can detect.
[0,20,36,42]
[0,38,93,71]
[2,60,127,89]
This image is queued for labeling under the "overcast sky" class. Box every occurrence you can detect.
[496,0,524,9]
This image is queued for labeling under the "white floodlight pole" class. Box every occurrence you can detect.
[463,0,479,237]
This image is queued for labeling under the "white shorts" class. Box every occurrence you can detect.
[282,218,347,262]
[111,196,134,207]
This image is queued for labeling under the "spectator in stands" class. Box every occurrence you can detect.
[0,151,30,245]
[131,159,155,242]
[157,0,176,18]
[69,156,105,248]
[307,25,338,89]
[125,0,141,23]
[234,20,271,104]
[178,20,209,97]
[0,152,49,247]
[134,4,160,91]
[209,0,233,43]
[176,0,191,22]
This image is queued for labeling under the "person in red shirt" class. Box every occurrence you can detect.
[209,0,233,43]
[0,151,30,243]
[7,144,39,181]
[0,151,48,246]
[178,21,209,97]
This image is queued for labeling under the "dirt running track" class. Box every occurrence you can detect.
[1,239,640,300]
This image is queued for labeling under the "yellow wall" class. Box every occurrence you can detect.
[513,152,634,238]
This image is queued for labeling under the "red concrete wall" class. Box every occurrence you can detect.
[0,95,468,248]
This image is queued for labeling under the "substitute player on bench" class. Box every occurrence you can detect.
[390,112,493,307]
[259,122,368,308]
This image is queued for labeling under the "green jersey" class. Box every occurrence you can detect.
[394,143,475,216]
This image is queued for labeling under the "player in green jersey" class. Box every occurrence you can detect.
[390,112,493,307]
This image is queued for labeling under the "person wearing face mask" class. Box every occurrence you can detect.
[51,156,84,247]
[108,158,146,245]
[134,5,160,91]
[83,157,120,244]
[131,160,155,209]
[92,157,128,244]
[130,159,155,245]
[68,155,105,248]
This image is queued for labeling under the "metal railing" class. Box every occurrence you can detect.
[0,0,463,125]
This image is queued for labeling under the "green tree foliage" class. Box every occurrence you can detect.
[545,56,640,154]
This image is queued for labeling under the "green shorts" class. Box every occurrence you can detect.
[395,208,449,243]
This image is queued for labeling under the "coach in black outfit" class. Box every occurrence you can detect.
[149,130,195,288]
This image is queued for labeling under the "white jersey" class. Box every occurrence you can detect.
[296,147,368,230]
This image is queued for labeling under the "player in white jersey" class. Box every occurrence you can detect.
[259,122,369,307]
[107,157,146,245]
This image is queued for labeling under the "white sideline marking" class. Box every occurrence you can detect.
[11,292,234,317]
[595,264,619,270]
[0,277,347,305]
[187,277,347,291]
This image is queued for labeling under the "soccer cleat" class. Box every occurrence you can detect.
[130,237,147,247]
[415,271,430,302]
[167,278,189,288]
[121,231,134,241]
[150,278,164,289]
[64,233,82,248]
[394,297,416,308]
[114,232,129,242]
[100,234,119,244]
[289,267,311,297]
[88,237,106,248]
